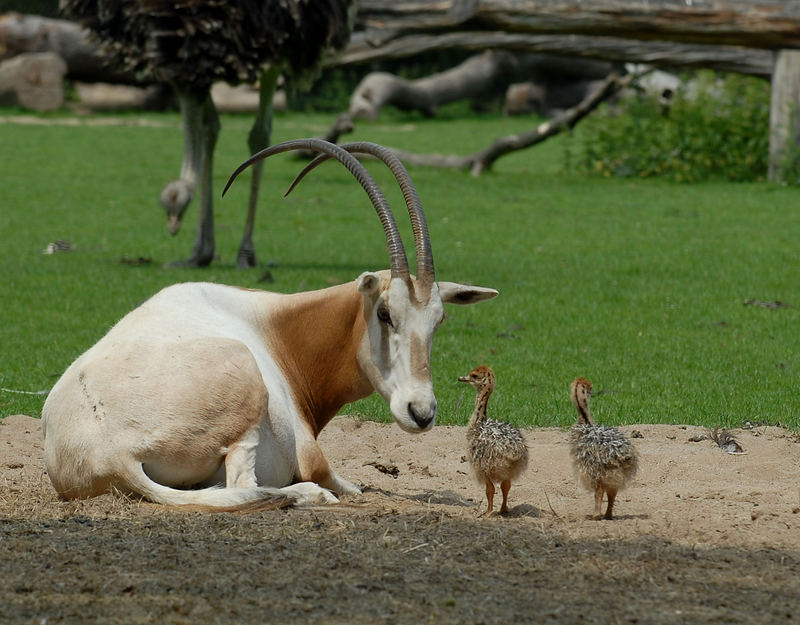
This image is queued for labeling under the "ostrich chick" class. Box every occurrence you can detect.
[459,366,528,515]
[569,377,638,520]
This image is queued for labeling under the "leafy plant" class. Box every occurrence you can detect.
[577,71,787,183]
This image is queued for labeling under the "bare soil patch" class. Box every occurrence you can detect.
[2,414,799,624]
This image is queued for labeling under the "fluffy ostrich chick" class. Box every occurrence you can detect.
[459,366,528,515]
[569,377,638,520]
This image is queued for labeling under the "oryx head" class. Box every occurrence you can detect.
[223,139,497,433]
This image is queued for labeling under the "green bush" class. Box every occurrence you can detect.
[577,71,783,183]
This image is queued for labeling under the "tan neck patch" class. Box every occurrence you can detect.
[261,282,373,436]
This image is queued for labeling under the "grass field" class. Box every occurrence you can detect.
[1,107,797,428]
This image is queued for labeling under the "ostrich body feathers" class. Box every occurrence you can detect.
[569,423,638,492]
[60,0,354,87]
[467,418,528,484]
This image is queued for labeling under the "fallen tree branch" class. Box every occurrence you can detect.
[389,70,640,176]
[353,0,800,50]
[330,31,773,78]
[320,51,617,141]
[348,49,540,120]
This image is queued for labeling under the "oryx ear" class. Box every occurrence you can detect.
[438,282,499,305]
[357,272,382,296]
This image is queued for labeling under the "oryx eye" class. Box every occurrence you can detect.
[377,306,393,327]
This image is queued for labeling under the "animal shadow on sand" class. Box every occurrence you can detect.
[580,512,651,521]
[500,503,543,518]
[409,489,476,507]
[471,503,543,518]
[359,486,546,518]
[362,486,474,508]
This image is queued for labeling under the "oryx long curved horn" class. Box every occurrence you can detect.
[223,138,409,278]
[285,142,435,293]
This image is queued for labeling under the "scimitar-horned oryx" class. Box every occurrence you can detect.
[41,138,498,509]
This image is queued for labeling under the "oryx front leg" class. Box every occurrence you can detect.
[323,470,362,496]
[299,438,362,497]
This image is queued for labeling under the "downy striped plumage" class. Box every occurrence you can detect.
[569,377,638,520]
[459,366,528,515]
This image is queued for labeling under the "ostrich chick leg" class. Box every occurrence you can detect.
[162,87,219,267]
[594,486,604,520]
[237,65,282,269]
[483,479,495,516]
[604,487,618,520]
[500,479,512,514]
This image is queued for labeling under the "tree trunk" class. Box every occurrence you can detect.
[354,0,800,50]
[0,51,66,111]
[768,50,800,182]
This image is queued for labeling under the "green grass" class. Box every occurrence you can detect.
[1,107,798,429]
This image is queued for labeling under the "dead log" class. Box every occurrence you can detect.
[332,31,773,78]
[2,11,775,93]
[323,51,619,146]
[343,0,792,181]
[349,50,618,119]
[0,51,66,111]
[388,71,638,176]
[0,12,144,84]
[354,0,800,50]
[1,7,782,83]
[349,50,519,119]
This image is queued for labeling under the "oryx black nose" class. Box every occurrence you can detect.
[408,402,435,430]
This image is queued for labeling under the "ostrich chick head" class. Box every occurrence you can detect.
[458,365,496,391]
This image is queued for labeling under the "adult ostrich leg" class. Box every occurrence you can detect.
[160,86,219,267]
[60,0,354,268]
[238,65,282,269]
[161,66,281,268]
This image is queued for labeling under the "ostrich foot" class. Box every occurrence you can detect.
[164,251,215,268]
[236,246,257,269]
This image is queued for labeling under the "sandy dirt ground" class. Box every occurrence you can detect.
[2,413,799,624]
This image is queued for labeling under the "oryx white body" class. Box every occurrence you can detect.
[41,138,497,509]
[42,274,495,507]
